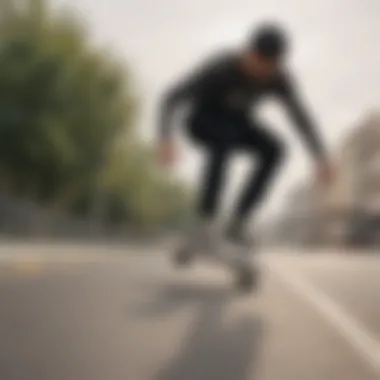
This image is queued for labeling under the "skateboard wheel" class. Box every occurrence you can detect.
[172,245,194,267]
[236,266,260,293]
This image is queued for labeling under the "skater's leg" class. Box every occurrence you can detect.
[235,131,284,222]
[185,146,231,252]
[187,111,237,223]
[227,123,286,243]
[197,146,230,220]
[185,112,234,250]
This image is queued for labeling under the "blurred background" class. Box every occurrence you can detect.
[0,1,379,380]
[0,0,379,249]
[0,0,196,242]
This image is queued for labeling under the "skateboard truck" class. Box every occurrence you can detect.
[172,237,261,293]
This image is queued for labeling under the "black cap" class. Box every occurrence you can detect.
[249,23,289,59]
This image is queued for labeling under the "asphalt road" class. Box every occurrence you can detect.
[0,244,379,380]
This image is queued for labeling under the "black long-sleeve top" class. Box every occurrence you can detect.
[159,51,326,159]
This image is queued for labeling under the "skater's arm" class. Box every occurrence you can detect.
[158,79,194,140]
[278,75,326,159]
[158,53,232,140]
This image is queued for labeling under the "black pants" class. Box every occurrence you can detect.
[187,111,285,224]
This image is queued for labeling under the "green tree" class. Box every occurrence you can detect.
[0,0,193,230]
[103,138,194,229]
[0,0,137,208]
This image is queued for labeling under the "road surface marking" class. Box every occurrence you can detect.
[268,264,380,374]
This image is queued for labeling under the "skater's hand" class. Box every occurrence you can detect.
[156,138,178,167]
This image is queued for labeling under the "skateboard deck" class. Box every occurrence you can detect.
[171,239,261,292]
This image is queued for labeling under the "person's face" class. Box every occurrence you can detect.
[243,51,281,80]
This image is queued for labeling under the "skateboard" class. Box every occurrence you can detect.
[171,238,261,293]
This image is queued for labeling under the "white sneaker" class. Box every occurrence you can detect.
[184,221,220,256]
[231,251,252,268]
[221,242,253,269]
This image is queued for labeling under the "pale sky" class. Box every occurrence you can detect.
[60,0,380,223]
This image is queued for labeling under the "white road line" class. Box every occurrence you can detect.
[268,263,380,375]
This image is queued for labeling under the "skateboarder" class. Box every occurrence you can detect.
[156,22,334,248]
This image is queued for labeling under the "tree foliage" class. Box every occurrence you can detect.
[0,0,193,229]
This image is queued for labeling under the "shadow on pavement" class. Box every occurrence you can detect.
[135,281,264,380]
